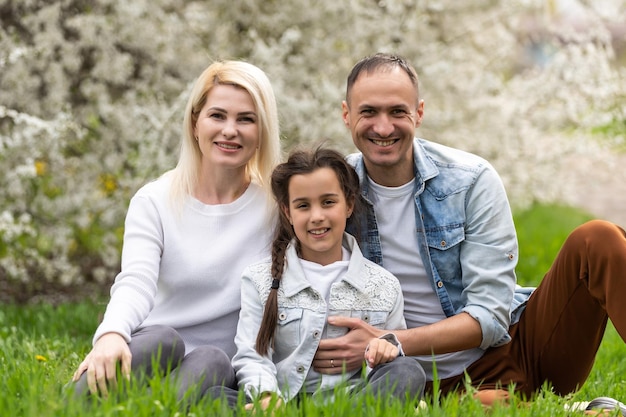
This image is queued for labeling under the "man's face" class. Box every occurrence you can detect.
[342,67,424,186]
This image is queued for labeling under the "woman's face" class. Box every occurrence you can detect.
[194,84,259,173]
[283,167,354,266]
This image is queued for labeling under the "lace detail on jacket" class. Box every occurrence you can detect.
[244,261,401,313]
[328,263,401,311]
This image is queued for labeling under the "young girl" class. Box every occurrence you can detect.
[218,147,425,410]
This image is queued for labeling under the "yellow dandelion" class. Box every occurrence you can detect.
[99,173,118,195]
[35,354,47,362]
[35,160,47,176]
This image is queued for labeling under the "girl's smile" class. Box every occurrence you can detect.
[284,167,353,266]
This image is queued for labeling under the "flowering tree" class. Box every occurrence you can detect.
[1,0,624,299]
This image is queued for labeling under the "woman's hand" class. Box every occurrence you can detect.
[72,332,131,397]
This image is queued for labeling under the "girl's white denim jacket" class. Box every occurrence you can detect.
[232,233,406,402]
[346,138,533,351]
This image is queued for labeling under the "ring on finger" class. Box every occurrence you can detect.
[330,359,335,368]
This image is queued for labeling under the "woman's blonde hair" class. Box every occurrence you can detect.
[169,60,281,206]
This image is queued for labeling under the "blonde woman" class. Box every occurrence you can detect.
[70,60,281,403]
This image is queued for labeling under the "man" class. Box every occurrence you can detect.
[313,52,626,401]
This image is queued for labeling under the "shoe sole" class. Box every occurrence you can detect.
[585,397,626,416]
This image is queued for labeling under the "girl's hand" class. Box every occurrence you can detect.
[365,337,399,368]
[245,392,283,412]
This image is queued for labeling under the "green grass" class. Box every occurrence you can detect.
[1,203,624,416]
[513,203,595,287]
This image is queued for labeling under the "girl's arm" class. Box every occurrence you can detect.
[384,277,407,331]
[232,269,282,400]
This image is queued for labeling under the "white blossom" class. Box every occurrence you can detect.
[0,0,624,290]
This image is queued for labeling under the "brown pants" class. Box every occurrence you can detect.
[430,220,626,398]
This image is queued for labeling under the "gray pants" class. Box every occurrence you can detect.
[70,325,236,402]
[210,355,426,407]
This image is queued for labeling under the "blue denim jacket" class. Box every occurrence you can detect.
[347,138,532,350]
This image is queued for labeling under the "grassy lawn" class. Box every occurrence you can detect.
[1,204,624,416]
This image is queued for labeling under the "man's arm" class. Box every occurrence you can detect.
[313,312,481,374]
[396,312,482,355]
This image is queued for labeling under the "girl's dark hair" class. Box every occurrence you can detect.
[255,146,364,355]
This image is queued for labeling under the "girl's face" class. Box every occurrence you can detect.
[194,84,259,174]
[283,167,354,266]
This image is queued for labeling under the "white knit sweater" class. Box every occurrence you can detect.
[93,173,273,357]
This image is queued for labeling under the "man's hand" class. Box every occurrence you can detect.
[313,316,384,374]
[365,337,399,368]
[72,332,131,397]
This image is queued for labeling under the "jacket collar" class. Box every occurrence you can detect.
[412,137,439,183]
[280,233,368,297]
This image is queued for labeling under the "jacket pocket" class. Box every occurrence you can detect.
[274,308,303,356]
[425,224,464,283]
[358,311,389,329]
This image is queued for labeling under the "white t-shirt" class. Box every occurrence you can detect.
[368,177,483,379]
[301,247,350,302]
[300,248,351,392]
